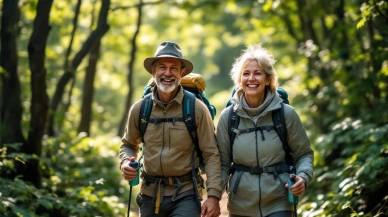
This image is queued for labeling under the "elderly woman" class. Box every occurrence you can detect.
[216,44,314,217]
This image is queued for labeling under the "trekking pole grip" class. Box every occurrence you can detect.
[129,161,139,186]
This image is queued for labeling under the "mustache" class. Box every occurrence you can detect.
[160,76,175,80]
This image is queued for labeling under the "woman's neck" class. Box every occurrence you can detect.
[244,92,266,108]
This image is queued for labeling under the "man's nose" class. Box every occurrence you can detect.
[164,67,172,76]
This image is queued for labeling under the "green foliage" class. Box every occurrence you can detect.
[300,119,388,217]
[0,136,132,217]
[2,0,388,216]
[357,1,388,29]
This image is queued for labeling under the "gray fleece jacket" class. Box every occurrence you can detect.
[216,88,314,217]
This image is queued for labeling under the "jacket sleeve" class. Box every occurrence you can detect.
[119,99,143,169]
[284,105,314,186]
[216,107,233,192]
[195,100,222,199]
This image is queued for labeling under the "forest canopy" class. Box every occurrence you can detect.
[0,0,387,216]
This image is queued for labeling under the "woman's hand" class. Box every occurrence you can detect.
[285,175,306,196]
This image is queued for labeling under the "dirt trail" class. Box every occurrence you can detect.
[220,192,228,217]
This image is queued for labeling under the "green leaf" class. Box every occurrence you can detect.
[11,206,33,217]
[39,199,53,209]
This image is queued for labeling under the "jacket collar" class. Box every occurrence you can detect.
[151,85,184,106]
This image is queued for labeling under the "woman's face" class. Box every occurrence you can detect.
[240,59,269,98]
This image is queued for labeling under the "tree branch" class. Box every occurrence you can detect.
[373,0,388,22]
[110,0,165,11]
[48,0,110,136]
[118,0,143,135]
[63,0,82,69]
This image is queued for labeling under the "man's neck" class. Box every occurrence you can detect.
[156,86,180,103]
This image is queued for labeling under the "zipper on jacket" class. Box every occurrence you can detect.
[252,121,259,166]
[258,174,263,217]
[252,119,264,217]
[159,107,167,176]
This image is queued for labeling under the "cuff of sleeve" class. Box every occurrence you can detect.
[207,189,222,200]
[119,158,130,171]
[297,172,310,188]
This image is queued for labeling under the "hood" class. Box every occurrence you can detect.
[230,87,283,118]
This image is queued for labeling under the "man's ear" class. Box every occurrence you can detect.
[180,68,186,77]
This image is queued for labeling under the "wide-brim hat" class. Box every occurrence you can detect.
[144,41,194,77]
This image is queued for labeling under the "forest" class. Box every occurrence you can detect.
[0,0,387,216]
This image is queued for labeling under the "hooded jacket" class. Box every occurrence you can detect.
[216,88,314,217]
[120,86,222,199]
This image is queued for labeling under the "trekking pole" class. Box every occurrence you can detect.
[127,161,139,217]
[288,174,298,217]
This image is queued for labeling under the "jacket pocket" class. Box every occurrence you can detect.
[168,122,192,153]
[144,123,162,145]
[227,171,242,200]
[277,172,289,194]
[227,173,259,213]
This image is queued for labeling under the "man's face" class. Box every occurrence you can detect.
[152,57,185,93]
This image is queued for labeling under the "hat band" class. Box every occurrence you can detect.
[155,52,181,58]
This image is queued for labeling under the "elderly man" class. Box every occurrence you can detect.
[119,41,221,217]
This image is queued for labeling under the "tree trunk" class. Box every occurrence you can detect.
[78,41,101,135]
[47,0,110,136]
[25,0,53,188]
[118,0,143,136]
[0,0,24,147]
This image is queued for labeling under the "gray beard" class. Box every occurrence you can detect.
[156,77,181,93]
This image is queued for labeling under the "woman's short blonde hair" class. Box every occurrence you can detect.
[230,44,278,93]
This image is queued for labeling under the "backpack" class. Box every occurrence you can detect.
[226,87,294,169]
[139,73,216,169]
[143,73,216,120]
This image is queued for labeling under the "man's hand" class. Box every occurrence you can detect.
[121,157,137,181]
[285,175,305,196]
[201,196,220,217]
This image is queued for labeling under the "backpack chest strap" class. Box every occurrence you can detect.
[148,117,186,125]
[232,125,275,140]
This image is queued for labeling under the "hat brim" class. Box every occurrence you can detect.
[144,55,193,77]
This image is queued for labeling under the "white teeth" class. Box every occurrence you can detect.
[247,84,258,87]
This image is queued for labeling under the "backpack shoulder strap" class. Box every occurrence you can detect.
[272,102,294,168]
[139,93,153,142]
[182,90,199,153]
[227,105,239,163]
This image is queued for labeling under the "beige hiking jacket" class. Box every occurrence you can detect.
[216,88,314,216]
[120,86,222,199]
